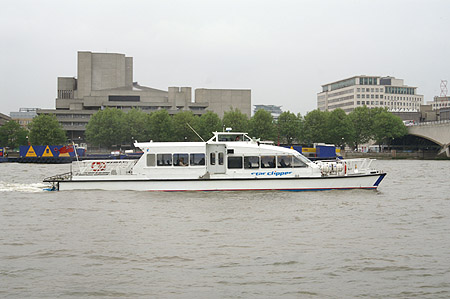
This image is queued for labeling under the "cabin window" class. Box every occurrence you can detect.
[146,154,156,167]
[228,156,243,169]
[174,153,189,166]
[292,156,308,168]
[244,156,259,169]
[277,155,292,168]
[210,153,215,165]
[261,156,276,168]
[190,153,205,166]
[218,152,224,165]
[157,154,172,166]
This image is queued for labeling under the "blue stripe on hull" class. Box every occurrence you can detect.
[373,173,386,186]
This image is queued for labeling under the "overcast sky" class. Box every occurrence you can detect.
[1,0,449,116]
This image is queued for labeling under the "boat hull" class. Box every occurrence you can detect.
[55,173,386,191]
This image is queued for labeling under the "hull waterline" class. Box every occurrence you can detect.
[56,173,386,192]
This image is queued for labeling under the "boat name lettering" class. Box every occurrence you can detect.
[251,171,293,177]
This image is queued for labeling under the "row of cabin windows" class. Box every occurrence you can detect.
[146,153,307,169]
[228,155,307,169]
[147,153,206,167]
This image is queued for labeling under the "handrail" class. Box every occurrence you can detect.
[43,172,72,182]
[410,119,450,126]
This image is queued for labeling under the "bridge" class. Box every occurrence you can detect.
[407,120,450,157]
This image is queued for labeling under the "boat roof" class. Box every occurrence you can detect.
[207,132,253,142]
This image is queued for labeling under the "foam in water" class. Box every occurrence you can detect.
[0,182,49,193]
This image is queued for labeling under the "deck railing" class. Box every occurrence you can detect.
[72,160,137,176]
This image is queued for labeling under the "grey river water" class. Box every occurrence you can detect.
[1,160,450,298]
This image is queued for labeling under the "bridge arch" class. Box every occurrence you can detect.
[406,121,450,157]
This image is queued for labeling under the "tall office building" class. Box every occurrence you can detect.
[317,76,423,113]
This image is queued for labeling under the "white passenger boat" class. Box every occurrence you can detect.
[44,132,386,191]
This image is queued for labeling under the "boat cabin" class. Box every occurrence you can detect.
[131,132,317,179]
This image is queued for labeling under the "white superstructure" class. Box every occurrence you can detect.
[44,132,386,191]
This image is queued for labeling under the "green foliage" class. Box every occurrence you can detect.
[372,110,407,145]
[28,114,66,145]
[249,109,276,141]
[85,108,126,147]
[81,106,408,149]
[327,109,353,147]
[172,111,199,141]
[277,111,302,145]
[347,106,372,148]
[124,108,150,143]
[302,109,330,144]
[0,121,29,149]
[197,111,222,141]
[222,108,249,133]
[148,110,173,142]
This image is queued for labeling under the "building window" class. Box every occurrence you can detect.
[173,153,189,166]
[157,154,172,166]
[261,156,276,168]
[190,154,205,166]
[277,155,292,168]
[292,157,307,168]
[108,95,140,102]
[244,156,259,169]
[228,156,243,169]
[146,154,156,167]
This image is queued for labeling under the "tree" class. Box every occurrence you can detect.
[197,111,222,141]
[148,110,173,141]
[302,109,330,144]
[28,114,67,145]
[348,106,372,149]
[372,110,407,149]
[327,109,354,147]
[85,108,126,147]
[0,121,29,149]
[124,108,150,143]
[172,111,199,141]
[249,109,276,141]
[277,111,302,145]
[222,108,249,133]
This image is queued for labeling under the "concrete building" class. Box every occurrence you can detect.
[440,108,450,120]
[0,113,11,126]
[317,76,424,113]
[39,51,251,141]
[10,108,38,128]
[195,89,251,118]
[253,105,283,119]
[427,96,450,110]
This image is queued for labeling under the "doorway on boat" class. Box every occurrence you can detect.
[206,144,226,174]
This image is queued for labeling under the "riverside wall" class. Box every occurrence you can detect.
[342,150,447,160]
